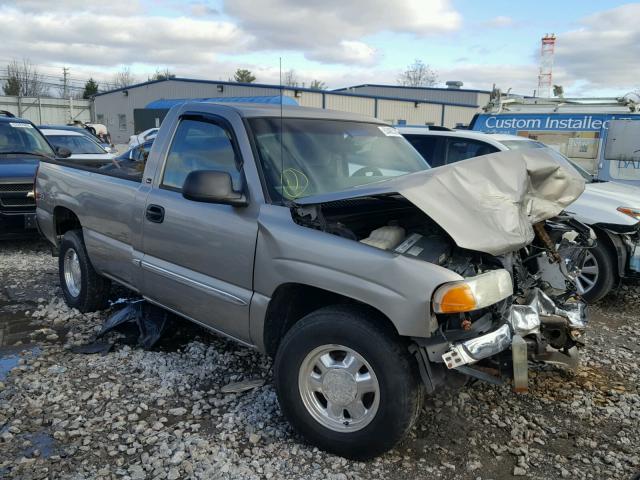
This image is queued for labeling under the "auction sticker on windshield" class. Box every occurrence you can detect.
[378,126,402,137]
[10,122,33,128]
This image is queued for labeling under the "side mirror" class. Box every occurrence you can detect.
[182,170,247,207]
[55,146,72,158]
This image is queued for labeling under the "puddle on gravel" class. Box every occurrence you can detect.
[0,344,41,381]
[0,310,47,380]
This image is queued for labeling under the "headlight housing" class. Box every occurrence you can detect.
[433,269,513,314]
[617,207,640,220]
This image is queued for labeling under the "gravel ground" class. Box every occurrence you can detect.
[1,239,639,480]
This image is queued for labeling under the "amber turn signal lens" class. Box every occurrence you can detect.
[432,270,513,314]
[436,284,477,313]
[617,207,640,220]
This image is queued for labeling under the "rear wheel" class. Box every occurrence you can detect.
[274,305,423,459]
[577,240,616,303]
[59,229,111,312]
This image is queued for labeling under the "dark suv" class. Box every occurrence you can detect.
[0,111,56,238]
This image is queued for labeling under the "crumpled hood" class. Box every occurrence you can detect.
[297,149,585,256]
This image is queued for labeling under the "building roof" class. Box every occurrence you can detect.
[145,95,298,109]
[94,78,480,108]
[332,83,492,94]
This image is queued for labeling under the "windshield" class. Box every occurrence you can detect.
[249,118,429,201]
[567,159,594,182]
[0,122,54,157]
[503,138,593,181]
[46,134,106,154]
[501,139,547,150]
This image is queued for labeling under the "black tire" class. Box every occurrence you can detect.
[580,239,616,303]
[274,305,423,459]
[58,229,111,312]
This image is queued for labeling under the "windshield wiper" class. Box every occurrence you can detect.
[0,151,54,159]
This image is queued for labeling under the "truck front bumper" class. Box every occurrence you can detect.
[0,211,38,238]
[441,288,587,371]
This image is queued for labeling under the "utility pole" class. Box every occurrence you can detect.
[62,67,69,99]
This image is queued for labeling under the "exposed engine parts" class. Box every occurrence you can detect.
[293,195,594,388]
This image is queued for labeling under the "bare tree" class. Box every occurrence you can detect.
[309,79,327,90]
[149,68,176,81]
[113,67,136,89]
[283,69,299,87]
[2,59,48,97]
[397,59,438,87]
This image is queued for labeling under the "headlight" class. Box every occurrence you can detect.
[617,207,640,220]
[433,269,513,313]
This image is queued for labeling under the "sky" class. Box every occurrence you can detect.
[1,0,639,97]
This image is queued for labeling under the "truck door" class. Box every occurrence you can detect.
[602,119,640,185]
[140,114,258,343]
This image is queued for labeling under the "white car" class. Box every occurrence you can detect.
[41,129,115,164]
[398,126,640,302]
[128,128,159,149]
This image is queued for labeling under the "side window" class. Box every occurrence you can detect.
[162,118,241,191]
[118,114,127,131]
[404,134,442,167]
[445,139,499,164]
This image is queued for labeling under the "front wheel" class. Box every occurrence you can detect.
[576,240,616,303]
[59,229,111,312]
[274,305,423,459]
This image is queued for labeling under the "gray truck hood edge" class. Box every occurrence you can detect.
[296,149,586,256]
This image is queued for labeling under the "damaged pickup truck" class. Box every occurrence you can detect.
[36,103,589,459]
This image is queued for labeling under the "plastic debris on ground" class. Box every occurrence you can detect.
[72,300,173,353]
[220,379,265,394]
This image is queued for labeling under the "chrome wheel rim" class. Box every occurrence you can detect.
[63,249,82,297]
[298,344,380,432]
[575,250,598,295]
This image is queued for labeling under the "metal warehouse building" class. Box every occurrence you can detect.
[93,78,489,144]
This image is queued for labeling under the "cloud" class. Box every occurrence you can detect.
[307,41,379,66]
[1,1,636,98]
[437,63,538,94]
[0,7,248,67]
[554,3,640,92]
[2,0,142,15]
[482,15,514,28]
[225,0,462,65]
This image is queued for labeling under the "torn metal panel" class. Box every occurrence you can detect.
[392,149,585,255]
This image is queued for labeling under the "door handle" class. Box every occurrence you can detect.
[145,204,165,223]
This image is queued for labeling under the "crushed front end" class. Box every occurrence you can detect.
[416,216,593,390]
[291,149,591,392]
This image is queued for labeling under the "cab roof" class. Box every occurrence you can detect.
[178,101,387,124]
